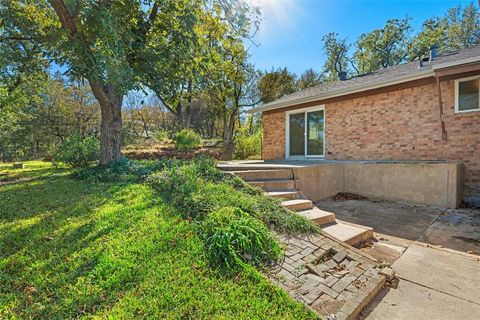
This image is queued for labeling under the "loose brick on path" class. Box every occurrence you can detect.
[269,231,389,319]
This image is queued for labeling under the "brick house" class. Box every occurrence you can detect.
[249,46,480,204]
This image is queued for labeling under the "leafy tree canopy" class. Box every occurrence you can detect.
[0,0,257,163]
[298,69,323,90]
[258,67,297,103]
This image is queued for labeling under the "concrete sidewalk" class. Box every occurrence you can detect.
[362,243,480,320]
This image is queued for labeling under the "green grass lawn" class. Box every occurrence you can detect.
[0,161,316,319]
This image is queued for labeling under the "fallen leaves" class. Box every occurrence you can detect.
[24,286,37,304]
[466,250,479,255]
[331,192,368,201]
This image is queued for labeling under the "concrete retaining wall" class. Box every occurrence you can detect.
[293,164,343,202]
[292,162,464,208]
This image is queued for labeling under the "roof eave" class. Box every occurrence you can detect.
[432,56,480,70]
[247,70,433,114]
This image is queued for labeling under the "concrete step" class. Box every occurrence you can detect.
[297,207,336,226]
[231,169,293,181]
[249,179,295,191]
[266,190,302,200]
[322,221,373,246]
[218,164,286,171]
[281,199,313,211]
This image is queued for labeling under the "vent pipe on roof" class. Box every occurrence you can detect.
[338,71,347,81]
[430,44,439,61]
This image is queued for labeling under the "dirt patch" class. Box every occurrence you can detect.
[0,177,33,187]
[0,172,17,183]
[332,192,368,201]
[459,201,480,210]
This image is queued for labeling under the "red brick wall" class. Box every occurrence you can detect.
[262,79,480,197]
[262,111,286,160]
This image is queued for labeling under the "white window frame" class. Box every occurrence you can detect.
[455,75,480,114]
[285,105,325,159]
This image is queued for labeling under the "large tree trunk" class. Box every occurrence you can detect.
[171,101,185,130]
[207,118,214,139]
[184,104,192,128]
[175,105,192,129]
[184,79,193,128]
[225,110,236,143]
[220,111,236,161]
[222,111,228,142]
[89,80,123,164]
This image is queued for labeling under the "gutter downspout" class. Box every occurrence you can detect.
[435,76,448,141]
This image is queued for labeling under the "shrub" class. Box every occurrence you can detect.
[174,129,201,151]
[199,207,281,270]
[148,158,318,234]
[153,129,172,143]
[193,182,318,234]
[234,127,262,160]
[148,163,206,219]
[148,157,256,220]
[72,157,165,182]
[53,134,99,168]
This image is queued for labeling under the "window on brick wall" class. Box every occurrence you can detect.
[455,76,480,113]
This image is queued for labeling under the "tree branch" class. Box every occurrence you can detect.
[155,93,178,115]
[347,57,359,75]
[239,99,261,108]
[149,3,159,23]
[0,36,34,42]
[49,0,78,36]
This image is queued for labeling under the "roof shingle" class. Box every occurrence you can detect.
[256,45,480,112]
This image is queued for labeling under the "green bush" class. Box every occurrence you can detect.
[148,158,318,234]
[234,127,262,160]
[72,157,165,182]
[53,134,99,168]
[174,129,201,151]
[148,163,207,219]
[199,207,281,270]
[193,182,318,234]
[153,129,172,142]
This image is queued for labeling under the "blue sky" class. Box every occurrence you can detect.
[248,0,475,75]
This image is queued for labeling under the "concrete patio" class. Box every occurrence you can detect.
[362,243,480,320]
[316,198,480,320]
[316,199,480,259]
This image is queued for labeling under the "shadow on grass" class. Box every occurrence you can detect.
[0,171,317,320]
[0,174,149,317]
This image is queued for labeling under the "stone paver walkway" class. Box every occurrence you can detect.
[269,232,391,320]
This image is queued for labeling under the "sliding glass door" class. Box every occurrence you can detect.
[288,113,305,156]
[288,108,324,157]
[306,110,324,156]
